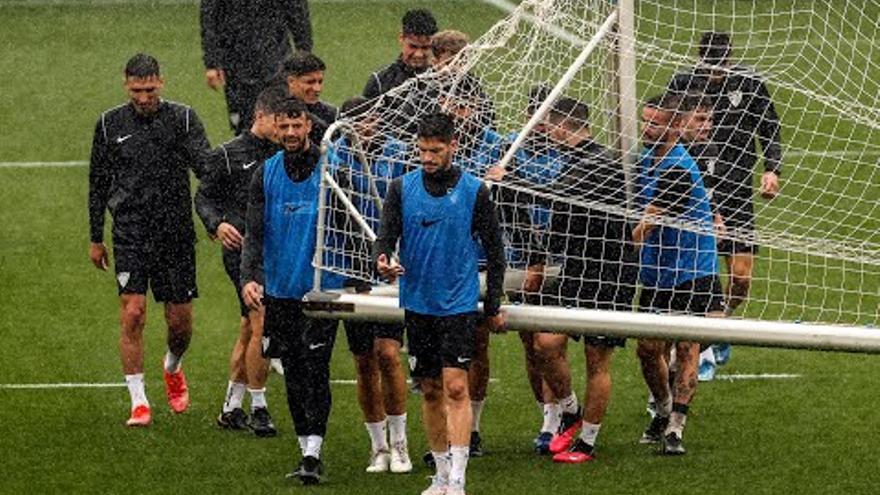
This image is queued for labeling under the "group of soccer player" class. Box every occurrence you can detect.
[87,3,781,492]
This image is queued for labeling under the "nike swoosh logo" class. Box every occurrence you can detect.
[456,356,471,364]
[421,218,442,228]
[116,134,132,144]
[284,204,304,215]
[243,160,257,170]
[309,342,326,350]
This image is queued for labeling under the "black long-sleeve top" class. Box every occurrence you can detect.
[670,65,783,200]
[518,140,638,304]
[194,131,279,237]
[200,0,312,83]
[88,101,209,247]
[373,166,507,316]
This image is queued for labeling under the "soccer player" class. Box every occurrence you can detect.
[670,31,783,365]
[240,96,350,485]
[88,54,209,426]
[195,85,286,436]
[674,94,728,381]
[374,113,506,495]
[439,83,504,456]
[485,86,572,454]
[327,96,413,473]
[279,52,338,146]
[200,0,312,134]
[432,29,469,69]
[632,94,725,456]
[495,97,639,463]
[363,9,437,98]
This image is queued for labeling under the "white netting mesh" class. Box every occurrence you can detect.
[317,0,879,327]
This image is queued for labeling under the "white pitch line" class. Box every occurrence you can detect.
[0,378,500,390]
[713,373,802,381]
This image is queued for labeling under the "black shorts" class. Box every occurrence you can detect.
[543,278,633,348]
[114,243,197,303]
[221,248,249,317]
[405,311,477,379]
[263,296,338,360]
[639,275,725,316]
[716,193,759,255]
[344,321,405,356]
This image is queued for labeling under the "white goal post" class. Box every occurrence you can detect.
[306,0,880,352]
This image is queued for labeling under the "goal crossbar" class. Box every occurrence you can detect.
[302,292,880,354]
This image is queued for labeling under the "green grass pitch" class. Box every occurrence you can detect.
[0,1,878,494]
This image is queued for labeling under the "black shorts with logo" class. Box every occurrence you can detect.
[344,321,405,356]
[114,242,197,303]
[221,248,249,317]
[638,275,725,316]
[405,310,477,379]
[262,296,338,360]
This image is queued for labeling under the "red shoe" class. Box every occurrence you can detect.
[549,411,582,454]
[552,439,595,464]
[126,404,152,427]
[163,367,190,413]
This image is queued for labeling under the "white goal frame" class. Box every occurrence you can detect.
[307,1,880,354]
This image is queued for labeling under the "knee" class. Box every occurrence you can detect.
[354,354,376,377]
[375,345,401,372]
[732,272,752,290]
[121,303,146,331]
[444,378,469,403]
[534,338,564,362]
[421,378,444,403]
[636,341,660,363]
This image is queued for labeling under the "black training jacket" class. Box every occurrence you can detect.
[195,131,279,236]
[200,0,312,83]
[89,101,209,248]
[670,65,782,201]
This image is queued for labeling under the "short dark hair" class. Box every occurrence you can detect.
[550,96,590,126]
[340,96,374,119]
[699,31,732,66]
[274,94,310,120]
[124,53,160,79]
[282,52,327,77]
[254,84,289,114]
[402,9,437,37]
[644,94,665,109]
[417,113,455,142]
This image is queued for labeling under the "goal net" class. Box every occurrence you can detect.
[314,0,880,335]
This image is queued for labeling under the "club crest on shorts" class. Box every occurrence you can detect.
[728,90,743,107]
[117,272,130,288]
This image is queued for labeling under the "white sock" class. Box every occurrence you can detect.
[305,435,323,459]
[163,350,182,374]
[540,402,561,433]
[448,446,469,490]
[699,347,716,366]
[248,388,267,411]
[298,436,308,456]
[559,393,579,415]
[387,413,407,446]
[125,373,148,409]
[223,381,247,413]
[470,400,485,433]
[365,420,389,452]
[432,450,451,483]
[579,421,601,447]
